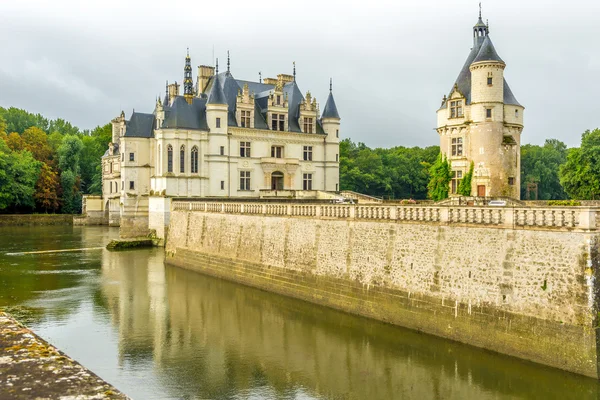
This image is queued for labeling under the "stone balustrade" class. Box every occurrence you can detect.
[171,201,599,231]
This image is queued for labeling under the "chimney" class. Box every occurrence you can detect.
[168,82,180,102]
[197,65,215,94]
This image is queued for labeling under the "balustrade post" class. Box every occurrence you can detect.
[315,205,322,218]
[262,204,267,215]
[350,205,356,220]
[578,208,596,230]
[439,207,449,224]
[502,207,515,228]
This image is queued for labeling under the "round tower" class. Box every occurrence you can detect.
[321,78,341,191]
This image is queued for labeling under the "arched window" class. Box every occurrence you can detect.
[180,145,185,173]
[191,146,199,173]
[167,145,173,173]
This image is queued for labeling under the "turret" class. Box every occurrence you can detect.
[206,60,228,134]
[111,110,126,143]
[469,35,505,121]
[321,79,341,143]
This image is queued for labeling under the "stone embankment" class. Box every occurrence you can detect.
[0,214,73,226]
[0,312,128,400]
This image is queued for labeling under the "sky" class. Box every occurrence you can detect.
[0,0,598,148]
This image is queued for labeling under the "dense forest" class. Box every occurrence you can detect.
[1,106,599,214]
[0,107,110,214]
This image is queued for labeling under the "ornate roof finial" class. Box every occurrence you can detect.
[259,71,262,83]
[216,58,219,74]
[479,2,482,19]
[293,61,296,81]
[186,47,189,57]
[227,50,230,73]
[329,78,332,93]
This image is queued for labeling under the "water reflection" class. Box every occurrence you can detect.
[1,226,599,399]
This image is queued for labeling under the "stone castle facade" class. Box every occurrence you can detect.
[437,11,524,199]
[100,53,341,235]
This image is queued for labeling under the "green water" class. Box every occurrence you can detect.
[0,225,598,399]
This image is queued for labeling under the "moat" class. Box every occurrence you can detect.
[1,225,599,399]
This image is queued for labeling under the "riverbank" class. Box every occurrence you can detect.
[0,214,73,226]
[0,312,128,399]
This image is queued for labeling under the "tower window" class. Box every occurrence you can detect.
[216,117,221,128]
[508,177,515,186]
[167,145,173,172]
[451,171,463,194]
[449,100,463,118]
[129,181,135,190]
[303,146,313,161]
[180,145,185,173]
[129,153,134,162]
[487,77,493,85]
[220,181,225,190]
[336,129,339,138]
[515,109,519,118]
[240,141,251,157]
[191,146,199,173]
[239,171,251,190]
[220,146,225,156]
[486,108,492,119]
[451,137,463,157]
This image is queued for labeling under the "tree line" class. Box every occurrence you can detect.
[0,107,110,213]
[341,128,600,201]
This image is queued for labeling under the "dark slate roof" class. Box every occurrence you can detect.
[442,34,519,108]
[207,73,227,105]
[124,112,155,138]
[162,96,209,130]
[471,36,504,64]
[322,92,340,119]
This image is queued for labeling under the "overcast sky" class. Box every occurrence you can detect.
[0,0,598,148]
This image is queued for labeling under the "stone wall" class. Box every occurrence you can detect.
[165,202,600,378]
[0,214,73,226]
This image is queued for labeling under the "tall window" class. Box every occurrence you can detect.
[129,181,135,190]
[486,108,492,119]
[167,145,173,172]
[450,100,463,118]
[220,146,225,156]
[303,146,313,161]
[240,171,251,190]
[303,173,313,190]
[216,117,221,128]
[158,145,161,174]
[451,137,463,157]
[336,129,339,138]
[129,153,134,161]
[240,110,251,128]
[515,109,519,118]
[240,142,251,157]
[271,146,283,158]
[191,146,198,173]
[451,170,463,194]
[271,114,285,131]
[180,145,185,173]
[303,118,313,133]
[220,181,225,190]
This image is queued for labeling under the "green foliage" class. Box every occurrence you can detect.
[57,135,84,174]
[457,161,474,196]
[547,200,581,206]
[0,139,41,211]
[339,138,438,199]
[80,124,111,194]
[427,153,452,201]
[521,139,568,200]
[559,129,600,200]
[60,170,81,214]
[0,107,49,134]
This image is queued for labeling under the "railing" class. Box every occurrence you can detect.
[340,190,383,204]
[171,201,600,231]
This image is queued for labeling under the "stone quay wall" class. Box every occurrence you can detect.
[0,214,74,226]
[165,201,600,378]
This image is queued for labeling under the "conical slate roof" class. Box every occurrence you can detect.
[207,73,227,105]
[472,36,504,64]
[322,92,340,119]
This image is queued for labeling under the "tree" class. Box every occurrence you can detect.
[457,161,474,196]
[22,126,53,165]
[0,107,48,134]
[79,124,111,194]
[57,135,84,174]
[34,163,60,212]
[427,152,452,201]
[559,129,600,199]
[57,135,84,213]
[0,139,41,211]
[521,139,568,200]
[6,132,25,151]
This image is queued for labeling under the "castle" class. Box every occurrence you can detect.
[100,53,341,236]
[437,9,524,199]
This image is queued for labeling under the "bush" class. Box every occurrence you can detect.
[547,200,581,206]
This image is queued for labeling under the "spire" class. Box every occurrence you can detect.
[293,62,296,81]
[207,70,227,105]
[322,79,340,119]
[183,50,194,104]
[227,51,230,74]
[473,3,489,46]
[259,71,262,83]
[165,80,170,105]
[216,58,219,74]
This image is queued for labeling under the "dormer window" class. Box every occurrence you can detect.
[450,100,463,118]
[303,118,314,133]
[276,95,281,105]
[241,110,251,128]
[271,114,285,131]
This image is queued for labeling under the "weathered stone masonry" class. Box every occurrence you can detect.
[165,202,600,378]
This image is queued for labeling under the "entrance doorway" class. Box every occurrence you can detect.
[271,171,284,190]
[477,185,486,197]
